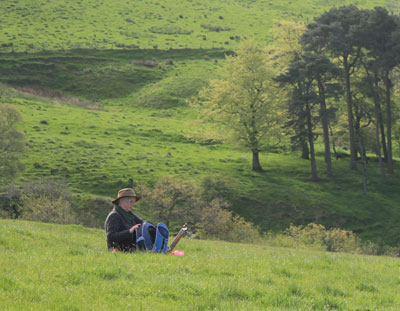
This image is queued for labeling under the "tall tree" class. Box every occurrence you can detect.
[302,5,367,170]
[271,21,310,158]
[359,7,400,174]
[277,54,322,181]
[0,104,25,182]
[278,53,340,179]
[310,55,342,177]
[358,60,387,183]
[199,40,280,172]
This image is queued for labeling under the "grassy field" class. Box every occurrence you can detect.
[1,0,400,247]
[1,219,400,310]
[0,0,386,52]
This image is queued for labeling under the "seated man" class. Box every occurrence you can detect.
[104,188,143,252]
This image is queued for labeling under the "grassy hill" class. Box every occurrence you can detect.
[1,219,400,310]
[1,0,400,247]
[0,0,386,52]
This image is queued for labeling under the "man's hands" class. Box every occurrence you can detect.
[129,223,141,234]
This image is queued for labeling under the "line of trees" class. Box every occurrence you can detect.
[200,6,400,190]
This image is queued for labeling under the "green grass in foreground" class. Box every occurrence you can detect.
[1,219,400,310]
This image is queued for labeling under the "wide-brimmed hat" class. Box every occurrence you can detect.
[112,188,142,204]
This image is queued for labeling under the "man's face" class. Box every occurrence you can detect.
[119,197,136,212]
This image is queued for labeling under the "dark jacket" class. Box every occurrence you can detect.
[104,207,144,252]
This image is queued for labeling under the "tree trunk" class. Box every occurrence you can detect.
[363,64,386,183]
[377,104,388,161]
[343,56,357,170]
[384,71,393,174]
[301,138,310,160]
[252,149,263,172]
[359,141,368,195]
[318,80,332,178]
[374,104,387,184]
[306,103,318,181]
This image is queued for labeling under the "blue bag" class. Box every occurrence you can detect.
[136,222,169,253]
[153,223,169,253]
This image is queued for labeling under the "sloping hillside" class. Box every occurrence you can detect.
[0,0,386,52]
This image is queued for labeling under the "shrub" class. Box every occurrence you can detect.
[197,199,261,243]
[10,177,79,225]
[266,223,400,256]
[20,195,78,225]
[137,176,203,232]
[282,223,358,252]
[0,184,22,219]
[325,228,358,253]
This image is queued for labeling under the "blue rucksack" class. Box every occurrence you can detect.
[136,222,169,253]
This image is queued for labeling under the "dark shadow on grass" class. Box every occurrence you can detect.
[0,48,231,101]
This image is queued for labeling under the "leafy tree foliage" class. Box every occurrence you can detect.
[358,7,400,174]
[0,178,78,224]
[137,176,202,230]
[278,54,321,181]
[301,5,368,170]
[0,104,25,182]
[199,40,281,172]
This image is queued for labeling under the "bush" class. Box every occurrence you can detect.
[0,184,22,219]
[281,223,358,252]
[266,223,400,256]
[0,178,79,225]
[197,199,262,243]
[137,176,203,232]
[21,195,78,225]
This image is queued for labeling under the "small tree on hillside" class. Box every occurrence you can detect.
[0,104,25,182]
[198,40,281,172]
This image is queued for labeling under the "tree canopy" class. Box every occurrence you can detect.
[199,40,281,172]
